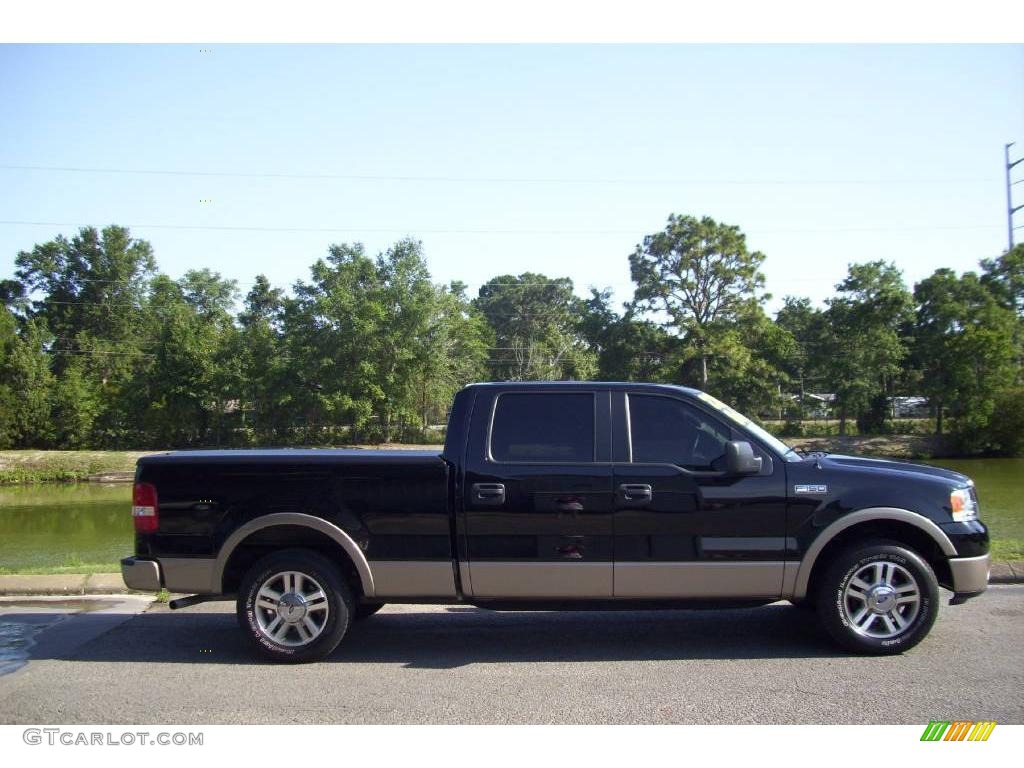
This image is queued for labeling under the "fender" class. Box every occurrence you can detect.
[214,512,376,598]
[791,507,956,600]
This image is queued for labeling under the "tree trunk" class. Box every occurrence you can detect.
[701,354,708,389]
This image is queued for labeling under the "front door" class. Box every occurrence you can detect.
[461,388,614,598]
[611,391,788,599]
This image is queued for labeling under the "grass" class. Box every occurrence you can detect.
[0,450,153,485]
[989,540,1024,562]
[0,562,121,575]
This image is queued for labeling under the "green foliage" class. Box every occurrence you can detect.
[474,273,596,381]
[980,244,1024,316]
[913,269,1019,453]
[823,261,912,435]
[579,289,676,382]
[1,221,1021,455]
[281,240,489,443]
[987,388,1024,456]
[630,214,768,388]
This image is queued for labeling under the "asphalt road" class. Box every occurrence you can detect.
[0,586,1021,724]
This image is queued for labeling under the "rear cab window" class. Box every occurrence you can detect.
[489,392,596,463]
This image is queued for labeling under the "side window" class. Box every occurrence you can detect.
[628,395,731,470]
[490,393,595,463]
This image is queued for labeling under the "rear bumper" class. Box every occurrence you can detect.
[121,557,161,592]
[120,555,219,594]
[949,553,990,596]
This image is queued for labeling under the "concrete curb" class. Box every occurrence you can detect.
[0,573,154,596]
[2,561,1023,596]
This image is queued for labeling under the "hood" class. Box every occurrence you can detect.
[818,454,971,487]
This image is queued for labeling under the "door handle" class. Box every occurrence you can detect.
[472,483,506,505]
[618,483,653,502]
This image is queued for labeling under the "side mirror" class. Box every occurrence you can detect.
[726,441,762,475]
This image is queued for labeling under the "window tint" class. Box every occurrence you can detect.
[628,395,731,470]
[490,393,595,462]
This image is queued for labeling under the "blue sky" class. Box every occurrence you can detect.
[1,44,1022,313]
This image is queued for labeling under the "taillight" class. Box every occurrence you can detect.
[132,482,159,533]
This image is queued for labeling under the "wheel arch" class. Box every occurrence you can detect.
[216,513,375,598]
[793,507,955,600]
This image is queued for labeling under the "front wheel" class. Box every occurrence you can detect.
[816,540,938,654]
[237,548,353,662]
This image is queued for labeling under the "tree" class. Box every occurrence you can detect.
[283,243,380,442]
[234,275,288,444]
[775,296,829,418]
[913,268,1018,450]
[14,226,156,446]
[579,288,676,382]
[2,318,55,447]
[15,225,155,369]
[282,239,486,443]
[913,268,964,434]
[475,273,596,381]
[980,244,1024,315]
[708,304,794,417]
[0,305,21,446]
[629,214,767,388]
[823,261,912,434]
[135,271,238,447]
[409,281,490,433]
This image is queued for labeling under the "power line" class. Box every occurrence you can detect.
[0,164,995,186]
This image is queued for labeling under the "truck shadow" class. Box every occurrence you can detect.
[13,603,853,668]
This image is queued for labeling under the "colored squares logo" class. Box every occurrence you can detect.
[921,721,996,741]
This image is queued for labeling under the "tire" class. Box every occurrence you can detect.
[816,540,939,655]
[353,602,386,621]
[237,548,353,663]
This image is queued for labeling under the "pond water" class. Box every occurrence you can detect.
[0,458,1020,571]
[0,483,131,570]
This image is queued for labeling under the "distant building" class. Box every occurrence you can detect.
[786,392,834,419]
[890,396,929,418]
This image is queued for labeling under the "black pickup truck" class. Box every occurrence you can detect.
[122,382,990,661]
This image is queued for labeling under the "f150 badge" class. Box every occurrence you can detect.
[794,484,828,494]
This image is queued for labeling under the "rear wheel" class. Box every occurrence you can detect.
[237,548,353,662]
[816,540,938,654]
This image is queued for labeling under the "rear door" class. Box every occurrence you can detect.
[461,388,614,598]
[611,390,788,599]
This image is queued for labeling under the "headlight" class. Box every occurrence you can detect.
[950,488,978,522]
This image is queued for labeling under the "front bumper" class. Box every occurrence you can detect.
[121,556,161,591]
[949,553,990,596]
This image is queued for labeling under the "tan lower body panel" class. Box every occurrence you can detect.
[161,557,218,594]
[949,553,990,593]
[369,561,458,598]
[613,561,786,598]
[468,562,613,598]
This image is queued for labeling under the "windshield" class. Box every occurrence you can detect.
[695,392,803,462]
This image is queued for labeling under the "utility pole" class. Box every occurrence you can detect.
[1007,142,1024,251]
